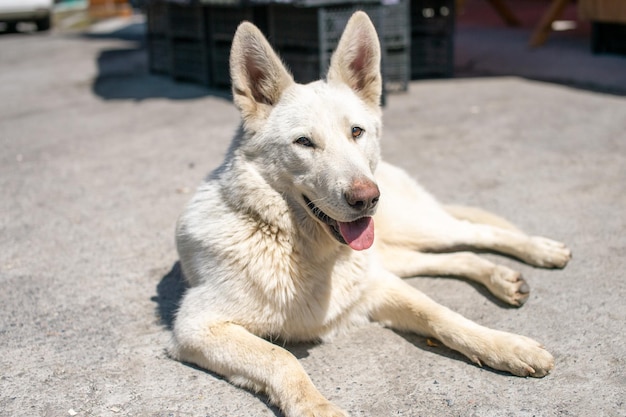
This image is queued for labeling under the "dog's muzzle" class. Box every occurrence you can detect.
[302,195,375,251]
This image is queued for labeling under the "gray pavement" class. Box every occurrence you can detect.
[1,15,626,417]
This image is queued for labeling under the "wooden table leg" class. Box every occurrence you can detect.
[486,0,522,26]
[529,0,572,47]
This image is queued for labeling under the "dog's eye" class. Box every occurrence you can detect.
[351,126,364,139]
[294,137,314,148]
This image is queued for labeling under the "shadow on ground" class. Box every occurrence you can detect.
[152,260,514,381]
[151,261,312,417]
[85,22,231,101]
[85,15,626,101]
[152,261,187,330]
[152,261,318,361]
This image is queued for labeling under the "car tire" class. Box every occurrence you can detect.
[6,21,18,32]
[35,14,51,31]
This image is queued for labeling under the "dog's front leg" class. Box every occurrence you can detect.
[367,273,554,377]
[170,319,347,417]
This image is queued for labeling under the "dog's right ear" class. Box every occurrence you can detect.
[230,22,294,127]
[327,11,382,110]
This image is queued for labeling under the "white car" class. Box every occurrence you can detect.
[0,0,54,32]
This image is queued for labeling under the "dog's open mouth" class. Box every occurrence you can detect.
[303,195,374,251]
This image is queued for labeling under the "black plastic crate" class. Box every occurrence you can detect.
[410,34,453,79]
[321,4,408,90]
[207,6,256,42]
[148,37,172,74]
[147,1,412,92]
[269,5,383,53]
[383,47,409,91]
[204,5,270,87]
[319,4,383,53]
[409,0,454,79]
[281,50,321,84]
[172,39,210,85]
[268,5,319,49]
[169,3,205,40]
[146,0,169,37]
[210,42,232,87]
[410,0,454,36]
[209,30,320,87]
[382,0,409,49]
[592,22,626,56]
[269,3,408,91]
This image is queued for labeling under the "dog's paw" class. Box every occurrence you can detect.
[524,236,572,269]
[477,332,554,378]
[487,265,530,307]
[294,402,349,417]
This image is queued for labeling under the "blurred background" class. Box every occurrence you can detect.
[2,0,624,95]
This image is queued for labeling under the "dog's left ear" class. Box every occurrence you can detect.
[230,22,295,126]
[327,11,382,109]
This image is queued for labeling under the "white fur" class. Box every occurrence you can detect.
[169,12,571,417]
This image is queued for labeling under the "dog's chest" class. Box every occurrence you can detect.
[239,226,371,340]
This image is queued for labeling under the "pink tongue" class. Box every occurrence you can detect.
[338,217,375,251]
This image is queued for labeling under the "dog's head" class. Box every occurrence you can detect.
[229,12,382,251]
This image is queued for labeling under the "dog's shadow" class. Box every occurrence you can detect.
[153,261,320,362]
[154,263,515,333]
[152,262,511,413]
[152,262,308,416]
[390,330,511,377]
[153,261,187,330]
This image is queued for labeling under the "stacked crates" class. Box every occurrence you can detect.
[382,0,410,91]
[146,0,446,91]
[146,0,171,74]
[205,6,260,86]
[146,1,266,87]
[268,4,385,84]
[268,0,410,92]
[170,3,209,85]
[591,22,626,56]
[409,0,455,79]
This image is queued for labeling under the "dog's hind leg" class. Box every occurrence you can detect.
[375,162,571,269]
[377,246,530,306]
[429,221,572,269]
[376,205,570,270]
[441,206,572,270]
[367,272,554,377]
[443,204,523,233]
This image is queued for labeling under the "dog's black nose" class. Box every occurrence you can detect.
[345,179,380,211]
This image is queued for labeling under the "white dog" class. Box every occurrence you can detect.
[170,12,571,417]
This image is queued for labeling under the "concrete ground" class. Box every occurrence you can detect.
[1,5,625,417]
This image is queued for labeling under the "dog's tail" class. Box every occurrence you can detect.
[443,205,523,233]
